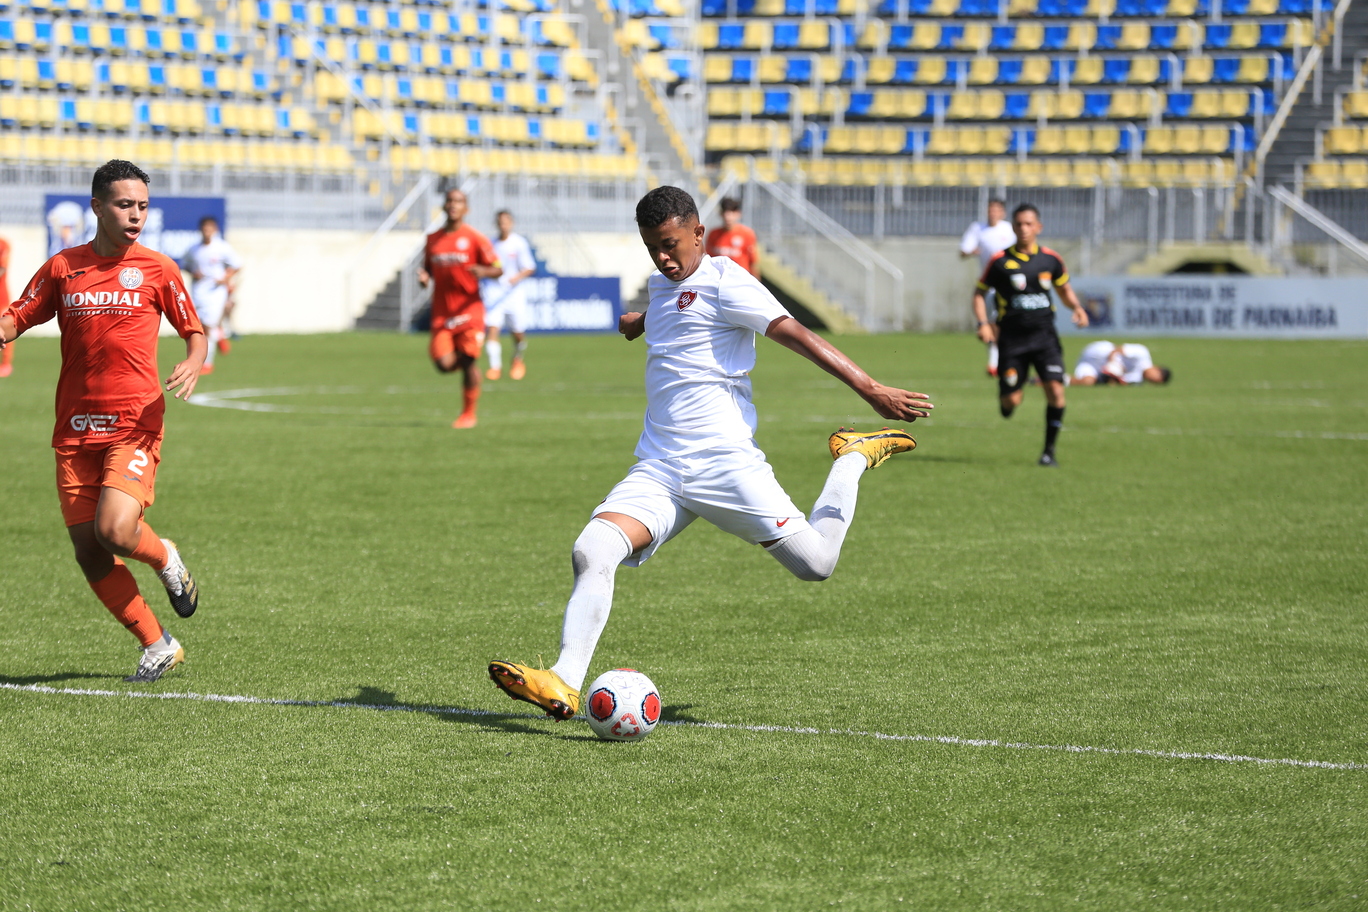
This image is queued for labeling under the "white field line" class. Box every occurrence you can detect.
[2,682,1362,771]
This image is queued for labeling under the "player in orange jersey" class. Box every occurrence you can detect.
[417,188,502,429]
[0,160,206,683]
[0,232,13,377]
[705,197,760,280]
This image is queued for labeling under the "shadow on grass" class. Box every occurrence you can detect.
[334,685,578,739]
[0,672,115,686]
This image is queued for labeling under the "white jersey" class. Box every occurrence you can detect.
[961,219,1016,272]
[183,236,242,321]
[1075,341,1154,384]
[481,232,536,312]
[637,254,790,461]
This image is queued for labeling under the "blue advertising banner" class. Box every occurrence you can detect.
[44,195,226,263]
[518,275,621,333]
[1059,276,1368,339]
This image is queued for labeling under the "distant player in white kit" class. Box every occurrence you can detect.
[1073,341,1171,386]
[489,186,934,720]
[960,198,1015,377]
[481,210,537,380]
[183,216,242,376]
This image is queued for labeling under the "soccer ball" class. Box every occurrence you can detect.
[585,669,662,742]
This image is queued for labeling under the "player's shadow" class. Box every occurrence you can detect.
[0,672,113,686]
[334,685,576,739]
[661,703,703,723]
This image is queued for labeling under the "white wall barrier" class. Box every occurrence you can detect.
[1059,277,1368,339]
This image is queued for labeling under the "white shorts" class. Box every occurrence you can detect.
[594,443,811,567]
[484,287,527,334]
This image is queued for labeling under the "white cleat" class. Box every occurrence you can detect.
[125,632,185,683]
[157,539,199,618]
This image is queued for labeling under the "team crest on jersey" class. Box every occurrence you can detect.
[676,290,697,311]
[118,267,144,290]
[1011,273,1028,291]
[456,237,470,250]
[1039,271,1052,285]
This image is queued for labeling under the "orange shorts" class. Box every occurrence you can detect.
[55,434,163,527]
[429,326,485,362]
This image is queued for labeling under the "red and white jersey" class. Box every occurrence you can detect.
[638,254,790,460]
[10,242,203,447]
[424,223,498,333]
[705,224,758,274]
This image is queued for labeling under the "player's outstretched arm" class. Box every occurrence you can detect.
[165,332,208,400]
[765,316,932,422]
[619,311,646,341]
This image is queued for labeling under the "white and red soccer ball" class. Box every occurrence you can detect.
[585,669,662,742]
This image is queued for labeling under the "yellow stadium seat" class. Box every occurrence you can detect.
[1303,161,1339,186]
[1286,19,1314,47]
[1063,126,1090,154]
[1322,126,1361,154]
[1343,92,1368,119]
[1174,22,1203,50]
[1144,127,1174,154]
[858,20,885,50]
[1184,56,1213,84]
[1181,159,1211,183]
[796,21,827,49]
[914,57,946,84]
[1172,126,1201,153]
[1341,159,1368,188]
[866,56,895,84]
[958,24,991,51]
[1129,56,1160,84]
[1009,0,1038,13]
[1072,58,1103,85]
[1227,23,1259,49]
[1035,127,1065,154]
[909,24,940,50]
[1019,56,1050,85]
[1220,90,1249,117]
[1108,90,1153,119]
[1066,23,1095,51]
[1119,23,1150,50]
[703,54,732,82]
[758,55,787,82]
[705,122,737,151]
[898,90,927,117]
[706,88,739,116]
[1236,55,1269,83]
[968,57,997,85]
[1015,24,1044,51]
[1086,0,1116,14]
[1091,125,1120,153]
[947,92,978,119]
[958,128,987,155]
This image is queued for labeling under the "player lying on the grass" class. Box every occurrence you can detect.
[0,160,204,684]
[1072,341,1171,386]
[972,203,1088,467]
[489,186,934,720]
[417,188,502,429]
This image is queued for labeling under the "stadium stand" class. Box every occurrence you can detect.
[609,0,1334,186]
[0,0,629,178]
[1298,52,1368,189]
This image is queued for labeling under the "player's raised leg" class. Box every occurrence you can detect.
[509,331,527,380]
[484,325,502,380]
[765,429,916,580]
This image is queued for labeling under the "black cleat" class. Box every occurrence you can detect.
[1038,452,1058,467]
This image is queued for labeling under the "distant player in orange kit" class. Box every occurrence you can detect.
[0,232,13,377]
[417,188,502,429]
[0,160,205,682]
[705,197,759,280]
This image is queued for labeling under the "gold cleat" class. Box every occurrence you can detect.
[488,661,580,721]
[828,427,917,469]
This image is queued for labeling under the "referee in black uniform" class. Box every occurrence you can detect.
[972,204,1089,466]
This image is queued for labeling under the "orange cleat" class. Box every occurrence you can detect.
[452,412,477,429]
[198,364,214,375]
[217,337,232,354]
[485,367,501,381]
[509,358,526,380]
[0,364,11,379]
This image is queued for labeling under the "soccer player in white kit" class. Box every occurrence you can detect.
[183,216,242,375]
[489,187,934,720]
[960,199,1015,377]
[1072,341,1171,385]
[481,210,538,380]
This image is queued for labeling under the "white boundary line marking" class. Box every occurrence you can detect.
[3,682,1362,771]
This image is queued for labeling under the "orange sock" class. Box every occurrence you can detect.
[89,560,163,647]
[128,522,169,571]
[461,387,479,416]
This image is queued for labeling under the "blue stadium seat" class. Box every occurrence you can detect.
[1041,26,1069,50]
[938,25,963,49]
[1103,58,1130,82]
[847,91,872,116]
[700,0,726,13]
[888,24,914,49]
[903,128,928,153]
[1212,57,1241,82]
[1050,58,1074,81]
[990,26,1015,50]
[997,59,1022,83]
[945,59,970,84]
[764,90,790,114]
[648,25,679,49]
[1165,92,1192,117]
[1205,25,1231,48]
[893,58,918,83]
[1009,128,1034,153]
[928,91,950,117]
[1004,92,1029,117]
[772,23,798,48]
[1257,24,1286,47]
[785,56,811,82]
[1222,0,1248,12]
[1095,25,1121,50]
[1150,24,1177,49]
[731,57,754,81]
[1253,87,1274,114]
[716,23,745,49]
[1083,92,1110,117]
[959,0,995,14]
[1117,126,1138,153]
[538,50,563,77]
[668,56,691,80]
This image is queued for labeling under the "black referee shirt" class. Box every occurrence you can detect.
[977,244,1071,335]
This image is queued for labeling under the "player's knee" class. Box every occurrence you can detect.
[92,515,136,553]
[791,557,836,583]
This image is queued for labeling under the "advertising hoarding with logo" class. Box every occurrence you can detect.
[44,194,227,263]
[518,275,621,333]
[1058,276,1368,339]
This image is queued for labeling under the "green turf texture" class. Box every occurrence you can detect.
[1,332,1365,910]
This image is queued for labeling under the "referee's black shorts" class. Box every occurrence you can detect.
[997,328,1066,396]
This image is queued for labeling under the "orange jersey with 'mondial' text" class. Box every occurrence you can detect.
[10,242,203,447]
[424,224,499,333]
[705,224,758,274]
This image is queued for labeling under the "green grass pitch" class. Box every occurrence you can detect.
[1,330,1365,910]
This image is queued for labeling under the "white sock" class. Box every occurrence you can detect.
[988,342,999,370]
[204,326,219,366]
[765,453,865,581]
[513,338,527,360]
[550,518,634,690]
[486,339,502,371]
